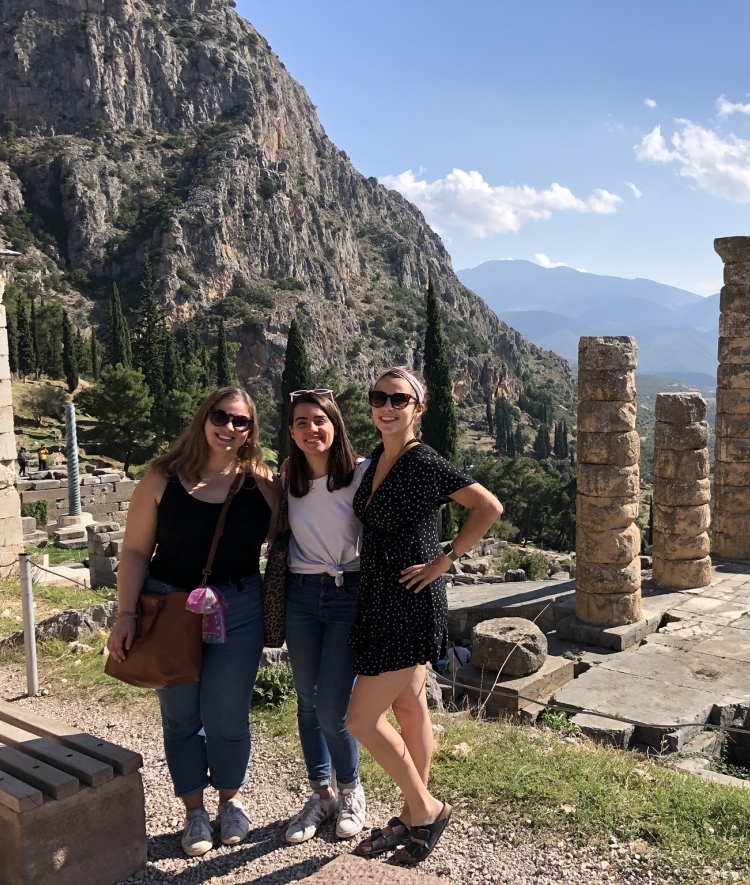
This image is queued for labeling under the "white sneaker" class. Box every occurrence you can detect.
[219,797,250,845]
[285,792,337,844]
[181,809,213,857]
[336,784,367,839]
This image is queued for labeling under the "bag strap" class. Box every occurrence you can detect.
[202,472,244,582]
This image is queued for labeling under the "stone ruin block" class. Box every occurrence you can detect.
[714,237,750,560]
[87,522,121,589]
[652,393,711,589]
[471,617,547,677]
[575,336,642,627]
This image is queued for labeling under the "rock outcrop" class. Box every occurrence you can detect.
[0,0,573,403]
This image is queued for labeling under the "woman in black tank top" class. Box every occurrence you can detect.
[107,387,279,857]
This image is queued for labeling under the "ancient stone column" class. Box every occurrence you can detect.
[576,336,642,626]
[714,237,750,559]
[652,393,711,588]
[0,249,24,566]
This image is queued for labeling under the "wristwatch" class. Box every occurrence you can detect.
[442,542,459,562]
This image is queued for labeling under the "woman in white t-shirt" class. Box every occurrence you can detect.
[282,390,370,846]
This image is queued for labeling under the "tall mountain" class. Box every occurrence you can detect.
[458,260,719,387]
[0,0,573,411]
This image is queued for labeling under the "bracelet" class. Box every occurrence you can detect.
[116,611,138,620]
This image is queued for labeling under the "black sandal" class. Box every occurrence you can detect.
[393,803,452,864]
[352,817,408,857]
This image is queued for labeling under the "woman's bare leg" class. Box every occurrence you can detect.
[346,667,443,827]
[390,665,433,826]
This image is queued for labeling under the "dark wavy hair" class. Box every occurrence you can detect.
[287,393,357,498]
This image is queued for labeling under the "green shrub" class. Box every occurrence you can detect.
[252,666,295,708]
[21,500,49,527]
[494,546,549,580]
[486,519,520,542]
[275,276,305,291]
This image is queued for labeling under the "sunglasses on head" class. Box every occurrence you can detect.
[368,390,417,410]
[208,409,253,432]
[289,388,334,402]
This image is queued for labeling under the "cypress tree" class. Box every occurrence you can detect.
[485,394,494,436]
[16,294,35,378]
[133,260,166,411]
[278,318,312,459]
[61,311,79,393]
[106,283,132,368]
[215,319,234,387]
[90,326,100,380]
[29,295,39,376]
[7,298,18,375]
[507,423,516,457]
[533,423,551,460]
[421,279,459,464]
[74,327,88,376]
[515,424,524,455]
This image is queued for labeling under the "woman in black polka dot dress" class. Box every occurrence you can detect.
[346,367,503,864]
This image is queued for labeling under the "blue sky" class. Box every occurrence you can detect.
[239,1,750,295]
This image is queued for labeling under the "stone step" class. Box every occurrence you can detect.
[22,532,47,547]
[53,527,86,541]
[299,854,444,884]
[54,539,88,550]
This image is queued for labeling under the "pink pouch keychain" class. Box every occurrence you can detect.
[186,585,229,644]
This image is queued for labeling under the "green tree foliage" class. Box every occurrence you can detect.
[215,318,235,387]
[554,421,569,459]
[473,455,576,550]
[495,398,514,456]
[74,365,156,473]
[133,260,167,412]
[485,394,494,436]
[20,383,68,427]
[74,327,89,377]
[6,289,18,374]
[90,326,100,380]
[105,283,132,369]
[61,311,79,393]
[533,423,552,460]
[16,293,35,377]
[29,295,39,373]
[278,318,312,459]
[518,381,554,423]
[45,327,64,380]
[515,424,525,456]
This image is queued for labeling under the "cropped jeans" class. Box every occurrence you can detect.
[285,572,360,791]
[146,572,265,798]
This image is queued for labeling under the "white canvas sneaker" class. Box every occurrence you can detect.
[181,809,214,857]
[336,784,367,839]
[219,797,250,845]
[285,792,338,844]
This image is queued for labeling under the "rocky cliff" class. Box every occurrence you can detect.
[0,0,574,408]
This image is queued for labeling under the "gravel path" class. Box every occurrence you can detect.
[0,664,680,884]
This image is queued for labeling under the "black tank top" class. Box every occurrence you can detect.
[149,476,272,590]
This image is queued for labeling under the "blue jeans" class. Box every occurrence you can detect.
[148,573,265,798]
[285,572,360,791]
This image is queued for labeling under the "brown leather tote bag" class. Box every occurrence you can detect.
[105,473,243,690]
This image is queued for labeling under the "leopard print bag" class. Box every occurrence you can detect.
[262,481,289,648]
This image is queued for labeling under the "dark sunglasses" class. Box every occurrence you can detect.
[208,409,253,432]
[289,388,334,402]
[368,390,416,410]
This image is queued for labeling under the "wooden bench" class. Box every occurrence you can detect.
[0,700,147,885]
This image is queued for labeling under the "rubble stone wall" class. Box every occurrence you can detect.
[575,336,642,626]
[652,393,711,588]
[18,474,135,526]
[714,236,750,559]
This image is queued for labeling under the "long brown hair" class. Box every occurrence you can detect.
[152,387,264,482]
[287,393,357,498]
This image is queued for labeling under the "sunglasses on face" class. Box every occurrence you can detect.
[208,409,253,432]
[289,388,334,402]
[368,390,416,410]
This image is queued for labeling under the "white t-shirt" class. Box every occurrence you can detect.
[287,460,370,580]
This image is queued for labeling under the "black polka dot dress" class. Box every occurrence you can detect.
[349,443,475,676]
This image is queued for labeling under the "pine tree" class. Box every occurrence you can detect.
[215,319,235,387]
[61,311,79,393]
[106,284,132,369]
[278,318,312,459]
[485,394,494,436]
[7,298,18,375]
[90,326,100,380]
[16,294,35,377]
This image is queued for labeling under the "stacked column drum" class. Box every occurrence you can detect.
[714,236,750,559]
[652,393,712,589]
[576,336,642,626]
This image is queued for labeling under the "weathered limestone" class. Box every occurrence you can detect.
[652,392,711,589]
[714,237,750,559]
[0,249,23,567]
[471,617,547,677]
[86,522,123,589]
[575,336,642,627]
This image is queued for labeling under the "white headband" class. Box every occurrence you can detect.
[375,368,425,404]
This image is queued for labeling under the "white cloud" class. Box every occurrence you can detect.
[644,98,657,108]
[380,168,621,237]
[534,253,566,269]
[717,96,750,117]
[625,181,643,198]
[635,121,750,202]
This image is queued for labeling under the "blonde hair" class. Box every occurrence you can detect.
[152,387,264,482]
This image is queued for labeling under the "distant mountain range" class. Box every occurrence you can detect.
[457,260,719,388]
